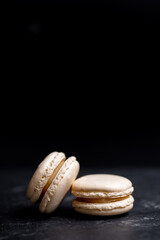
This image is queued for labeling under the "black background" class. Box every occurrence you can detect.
[0,4,160,240]
[1,1,160,169]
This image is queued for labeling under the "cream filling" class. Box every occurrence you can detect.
[76,195,129,203]
[40,160,65,199]
[72,195,134,210]
[72,187,134,198]
[39,157,76,212]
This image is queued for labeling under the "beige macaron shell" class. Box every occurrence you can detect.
[27,152,66,203]
[39,157,80,213]
[72,174,133,198]
[73,203,134,216]
[72,195,134,216]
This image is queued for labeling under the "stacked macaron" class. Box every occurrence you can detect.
[72,174,134,216]
[27,151,134,216]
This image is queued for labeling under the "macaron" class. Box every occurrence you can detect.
[72,174,134,216]
[27,151,80,213]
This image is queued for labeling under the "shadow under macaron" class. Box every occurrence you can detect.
[11,203,129,222]
[53,205,130,221]
[11,205,49,221]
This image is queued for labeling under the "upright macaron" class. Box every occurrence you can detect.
[72,174,134,216]
[27,151,80,213]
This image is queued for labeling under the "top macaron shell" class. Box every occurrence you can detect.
[26,152,66,203]
[72,174,134,198]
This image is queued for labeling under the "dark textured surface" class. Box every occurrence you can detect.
[0,167,160,240]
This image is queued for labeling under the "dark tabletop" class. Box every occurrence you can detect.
[0,167,160,240]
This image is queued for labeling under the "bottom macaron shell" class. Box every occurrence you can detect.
[72,195,134,216]
[73,204,133,216]
[39,158,80,213]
